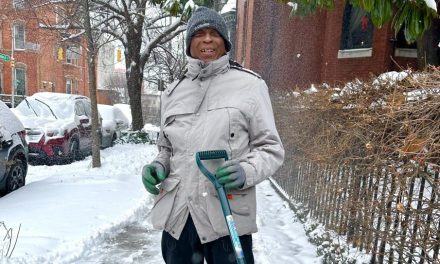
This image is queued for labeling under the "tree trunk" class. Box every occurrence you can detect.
[417,19,440,69]
[83,0,101,167]
[126,67,144,131]
[125,31,145,131]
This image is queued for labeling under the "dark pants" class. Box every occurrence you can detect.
[161,215,254,264]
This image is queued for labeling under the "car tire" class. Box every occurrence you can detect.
[5,159,26,194]
[69,139,81,162]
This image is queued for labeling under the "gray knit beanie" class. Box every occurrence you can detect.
[185,6,232,57]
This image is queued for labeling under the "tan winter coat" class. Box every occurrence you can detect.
[151,54,284,243]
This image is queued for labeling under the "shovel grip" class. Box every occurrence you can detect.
[196,150,229,161]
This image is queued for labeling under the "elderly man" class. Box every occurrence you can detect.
[142,6,284,264]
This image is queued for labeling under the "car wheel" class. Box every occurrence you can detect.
[69,139,81,162]
[6,159,25,194]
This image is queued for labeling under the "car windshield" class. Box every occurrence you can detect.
[16,98,73,119]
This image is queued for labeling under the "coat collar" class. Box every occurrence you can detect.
[186,54,230,80]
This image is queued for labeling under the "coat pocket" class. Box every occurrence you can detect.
[151,177,180,229]
[206,105,249,159]
[205,189,252,235]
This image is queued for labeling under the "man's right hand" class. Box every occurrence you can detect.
[142,162,166,195]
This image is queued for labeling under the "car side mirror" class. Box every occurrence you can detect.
[79,115,89,124]
[1,139,13,149]
[115,119,124,126]
[0,131,13,148]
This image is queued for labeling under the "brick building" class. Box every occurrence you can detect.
[235,0,419,90]
[0,0,90,106]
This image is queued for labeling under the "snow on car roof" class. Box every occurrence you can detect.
[0,100,24,134]
[32,92,89,102]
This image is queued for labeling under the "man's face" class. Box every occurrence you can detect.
[190,27,226,63]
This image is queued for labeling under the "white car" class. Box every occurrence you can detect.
[113,104,132,129]
[98,104,130,148]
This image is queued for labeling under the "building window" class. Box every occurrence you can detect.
[340,4,374,50]
[66,45,80,65]
[395,29,417,49]
[66,79,72,94]
[14,67,26,96]
[55,7,68,26]
[0,67,3,94]
[13,0,25,9]
[13,23,25,50]
[394,29,417,58]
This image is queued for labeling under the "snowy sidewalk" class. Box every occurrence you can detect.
[0,144,318,263]
[254,180,319,263]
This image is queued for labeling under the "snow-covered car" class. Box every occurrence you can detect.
[113,104,132,129]
[98,104,130,148]
[0,100,28,195]
[13,92,98,164]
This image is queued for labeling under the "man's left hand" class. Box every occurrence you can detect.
[215,160,246,190]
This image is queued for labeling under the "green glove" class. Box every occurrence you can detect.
[215,160,246,191]
[142,162,166,195]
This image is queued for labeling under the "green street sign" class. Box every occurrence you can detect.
[0,53,10,61]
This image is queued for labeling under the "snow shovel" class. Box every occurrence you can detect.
[196,150,246,264]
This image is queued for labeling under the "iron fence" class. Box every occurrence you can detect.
[273,161,440,264]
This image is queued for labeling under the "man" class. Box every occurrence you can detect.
[142,6,284,264]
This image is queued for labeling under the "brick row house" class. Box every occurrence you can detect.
[0,0,90,106]
[235,0,422,91]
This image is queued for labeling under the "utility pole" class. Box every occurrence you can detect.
[11,26,15,108]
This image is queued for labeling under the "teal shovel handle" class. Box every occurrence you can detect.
[195,151,247,264]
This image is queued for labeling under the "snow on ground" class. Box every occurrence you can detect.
[0,143,319,263]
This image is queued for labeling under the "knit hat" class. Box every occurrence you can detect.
[185,6,232,57]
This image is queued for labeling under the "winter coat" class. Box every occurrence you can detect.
[151,54,284,243]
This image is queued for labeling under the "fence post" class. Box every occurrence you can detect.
[370,166,389,264]
[365,167,381,254]
[425,167,439,263]
[328,165,339,229]
[408,166,427,264]
[398,174,416,263]
[377,172,396,263]
[347,164,362,245]
[339,165,352,236]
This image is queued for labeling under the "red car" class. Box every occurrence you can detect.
[13,92,98,164]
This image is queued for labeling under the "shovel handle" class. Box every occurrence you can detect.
[195,150,247,264]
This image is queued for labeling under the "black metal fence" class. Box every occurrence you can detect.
[273,161,440,264]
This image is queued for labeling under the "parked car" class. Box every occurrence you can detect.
[13,92,98,164]
[0,100,28,195]
[113,104,132,129]
[98,104,130,148]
